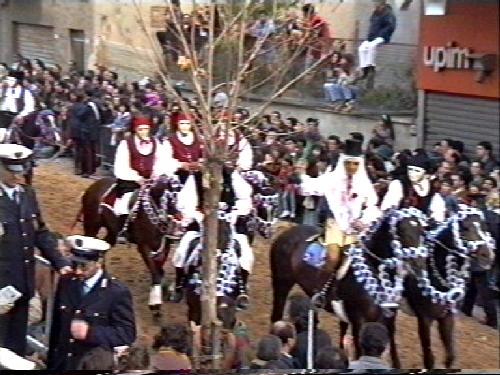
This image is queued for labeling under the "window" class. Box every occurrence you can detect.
[424,0,447,15]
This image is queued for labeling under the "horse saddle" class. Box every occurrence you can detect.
[101,184,140,215]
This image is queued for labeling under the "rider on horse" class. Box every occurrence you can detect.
[171,117,255,309]
[168,112,204,225]
[298,139,381,272]
[113,115,178,238]
[381,153,446,222]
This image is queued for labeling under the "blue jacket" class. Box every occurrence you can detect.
[367,5,397,43]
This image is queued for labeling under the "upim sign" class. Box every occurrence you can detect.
[423,42,472,72]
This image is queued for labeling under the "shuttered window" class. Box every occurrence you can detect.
[15,23,55,66]
[424,92,500,158]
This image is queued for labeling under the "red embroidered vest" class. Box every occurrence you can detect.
[127,137,156,179]
[169,132,202,162]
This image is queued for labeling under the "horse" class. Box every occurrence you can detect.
[183,215,244,331]
[270,208,427,368]
[403,205,496,369]
[75,175,183,314]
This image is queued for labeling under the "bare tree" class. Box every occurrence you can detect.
[127,0,333,369]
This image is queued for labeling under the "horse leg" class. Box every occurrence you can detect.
[437,313,456,369]
[270,276,295,322]
[339,320,349,349]
[384,314,401,368]
[137,244,164,313]
[417,315,434,369]
[351,317,362,360]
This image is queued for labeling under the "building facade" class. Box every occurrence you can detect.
[416,0,499,157]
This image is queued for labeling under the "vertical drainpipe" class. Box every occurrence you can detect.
[416,89,425,149]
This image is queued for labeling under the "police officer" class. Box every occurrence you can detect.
[47,235,136,371]
[0,143,71,356]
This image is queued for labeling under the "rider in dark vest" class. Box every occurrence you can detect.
[0,70,35,141]
[381,153,445,222]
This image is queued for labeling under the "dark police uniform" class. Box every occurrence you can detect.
[0,145,69,356]
[48,263,136,370]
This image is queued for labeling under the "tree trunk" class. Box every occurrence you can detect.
[201,158,223,369]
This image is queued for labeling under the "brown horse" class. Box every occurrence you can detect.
[76,176,182,314]
[404,207,496,369]
[270,209,426,368]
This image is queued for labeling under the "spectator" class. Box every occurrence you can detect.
[371,114,395,147]
[357,0,396,86]
[315,346,348,370]
[476,141,498,174]
[151,323,192,371]
[326,135,342,171]
[249,335,281,370]
[348,322,391,371]
[302,4,331,69]
[324,53,358,113]
[268,321,298,369]
[470,161,486,185]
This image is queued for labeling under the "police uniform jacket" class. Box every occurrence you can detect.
[47,272,136,370]
[0,184,68,300]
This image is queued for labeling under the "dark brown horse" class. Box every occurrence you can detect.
[270,209,426,368]
[76,176,182,313]
[404,207,496,369]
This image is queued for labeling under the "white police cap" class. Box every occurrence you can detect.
[0,144,33,173]
[66,235,110,262]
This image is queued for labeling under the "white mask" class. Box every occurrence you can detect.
[6,77,16,88]
[408,166,426,183]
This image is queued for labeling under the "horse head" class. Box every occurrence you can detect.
[453,205,496,270]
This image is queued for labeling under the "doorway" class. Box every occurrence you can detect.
[70,29,85,74]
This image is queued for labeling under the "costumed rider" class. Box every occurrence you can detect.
[0,71,35,142]
[171,121,254,309]
[113,115,177,241]
[298,139,381,274]
[381,152,445,222]
[168,112,204,227]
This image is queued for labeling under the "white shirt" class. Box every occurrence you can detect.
[114,137,178,181]
[83,269,103,293]
[0,183,22,202]
[0,86,35,117]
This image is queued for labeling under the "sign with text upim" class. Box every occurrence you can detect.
[423,43,471,72]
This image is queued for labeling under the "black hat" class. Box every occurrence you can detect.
[349,132,364,143]
[66,235,110,263]
[6,70,25,82]
[0,144,33,173]
[408,153,431,171]
[344,139,363,157]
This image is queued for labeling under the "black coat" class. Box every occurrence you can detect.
[0,185,68,300]
[367,5,396,43]
[68,102,100,142]
[47,272,136,371]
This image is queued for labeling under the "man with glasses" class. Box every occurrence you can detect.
[0,144,71,357]
[47,235,136,370]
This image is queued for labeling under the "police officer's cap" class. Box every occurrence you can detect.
[66,235,110,262]
[0,144,33,173]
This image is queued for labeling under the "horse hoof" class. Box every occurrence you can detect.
[117,236,127,244]
[149,304,161,312]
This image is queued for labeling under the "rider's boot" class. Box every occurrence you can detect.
[170,267,185,303]
[236,269,250,310]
